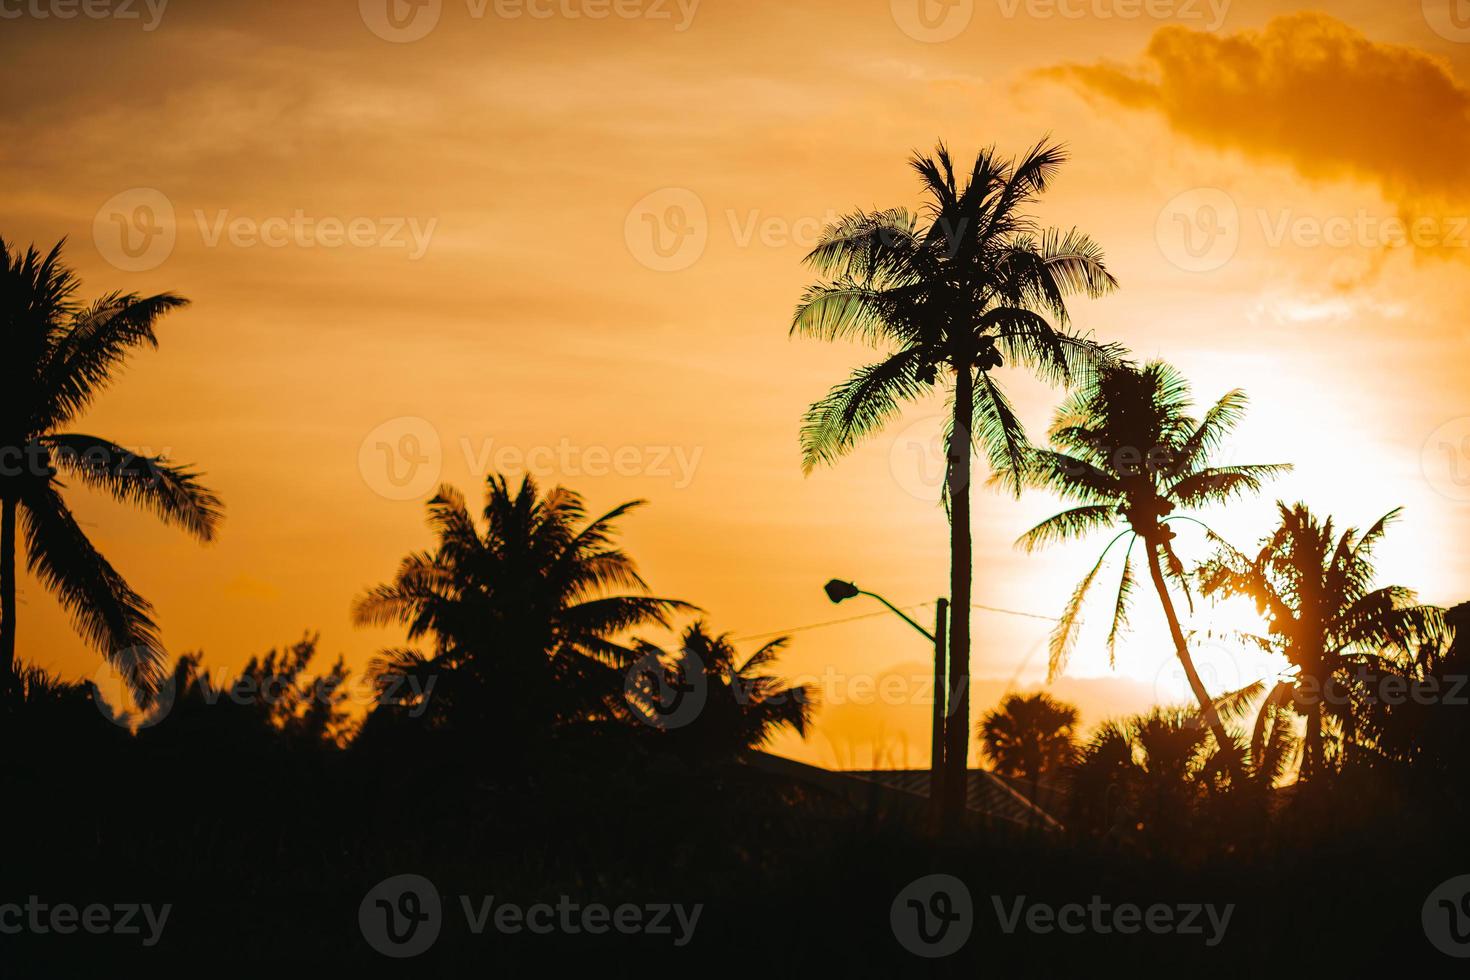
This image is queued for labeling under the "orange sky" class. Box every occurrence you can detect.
[2,0,1467,767]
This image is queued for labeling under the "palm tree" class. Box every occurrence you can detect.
[626,621,816,760]
[791,140,1118,823]
[977,692,1078,808]
[1199,503,1444,782]
[353,474,694,739]
[1009,360,1289,769]
[1068,708,1226,850]
[0,238,222,704]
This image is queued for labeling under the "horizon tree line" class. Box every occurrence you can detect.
[0,139,1455,804]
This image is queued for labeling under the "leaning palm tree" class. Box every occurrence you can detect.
[792,140,1118,821]
[1199,503,1444,782]
[1007,360,1288,768]
[977,692,1078,808]
[353,474,694,737]
[626,621,816,760]
[0,238,222,704]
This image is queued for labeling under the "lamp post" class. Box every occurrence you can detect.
[824,580,949,826]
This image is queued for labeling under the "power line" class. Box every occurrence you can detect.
[733,605,931,643]
[971,603,1060,623]
[733,600,1060,643]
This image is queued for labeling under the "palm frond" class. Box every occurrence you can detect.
[38,292,189,428]
[799,349,931,472]
[19,483,165,700]
[1014,504,1117,553]
[45,433,222,541]
[1048,530,1132,680]
[971,371,1031,498]
[1105,542,1137,669]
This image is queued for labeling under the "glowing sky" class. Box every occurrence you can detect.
[2,0,1467,767]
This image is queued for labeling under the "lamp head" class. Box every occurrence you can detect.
[824,579,860,604]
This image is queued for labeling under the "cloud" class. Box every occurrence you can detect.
[1041,12,1470,255]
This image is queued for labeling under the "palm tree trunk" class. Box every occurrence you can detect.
[929,598,948,833]
[1143,540,1238,776]
[0,494,16,701]
[943,362,974,831]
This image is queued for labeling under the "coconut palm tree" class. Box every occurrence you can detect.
[625,621,816,760]
[353,474,694,738]
[791,140,1118,822]
[977,692,1078,807]
[1199,503,1444,782]
[0,238,222,704]
[1007,360,1288,769]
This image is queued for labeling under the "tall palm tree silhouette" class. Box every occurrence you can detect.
[1199,503,1444,782]
[978,692,1078,809]
[354,475,694,736]
[792,140,1118,821]
[0,238,222,703]
[1008,360,1288,769]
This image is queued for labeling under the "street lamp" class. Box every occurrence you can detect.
[824,579,949,823]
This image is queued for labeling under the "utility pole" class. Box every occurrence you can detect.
[824,580,950,832]
[930,598,948,831]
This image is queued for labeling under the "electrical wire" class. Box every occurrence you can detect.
[732,599,1061,642]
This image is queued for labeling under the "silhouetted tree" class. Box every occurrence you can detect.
[1200,503,1443,782]
[978,692,1078,807]
[1068,707,1227,852]
[353,475,693,746]
[792,140,1117,822]
[0,238,222,703]
[1370,602,1468,789]
[1008,360,1288,772]
[1066,719,1135,841]
[626,621,816,761]
[230,634,354,746]
[105,640,351,751]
